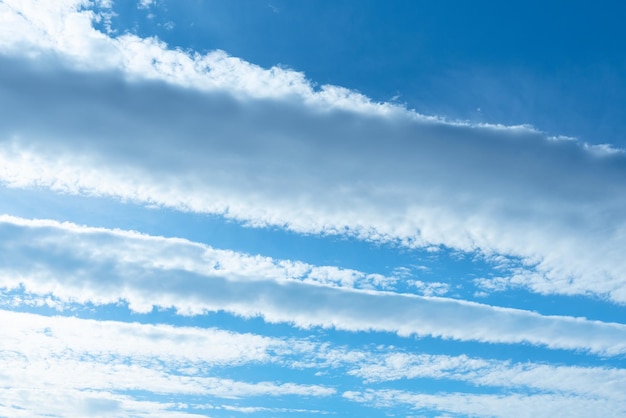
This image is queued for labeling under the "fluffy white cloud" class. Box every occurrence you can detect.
[1,216,626,356]
[1,0,626,305]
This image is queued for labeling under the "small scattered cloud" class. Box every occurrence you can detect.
[137,0,155,10]
[408,280,450,296]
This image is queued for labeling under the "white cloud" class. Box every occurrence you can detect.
[0,388,206,418]
[2,2,626,416]
[343,389,626,418]
[209,405,331,414]
[0,306,281,365]
[138,0,155,9]
[3,307,625,416]
[348,352,626,401]
[1,216,626,356]
[408,280,450,296]
[0,309,335,416]
[1,0,626,305]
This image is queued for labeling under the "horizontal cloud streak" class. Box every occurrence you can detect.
[348,352,626,401]
[0,309,333,416]
[2,216,626,356]
[344,389,626,418]
[2,308,625,413]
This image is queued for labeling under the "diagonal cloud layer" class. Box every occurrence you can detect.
[1,216,626,356]
[2,2,626,417]
[1,1,626,304]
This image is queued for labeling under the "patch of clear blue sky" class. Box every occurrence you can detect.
[100,0,626,146]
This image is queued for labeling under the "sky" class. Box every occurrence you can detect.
[1,0,626,417]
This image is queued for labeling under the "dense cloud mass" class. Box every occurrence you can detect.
[1,1,626,417]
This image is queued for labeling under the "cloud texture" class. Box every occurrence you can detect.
[1,0,626,304]
[1,1,626,417]
[1,215,626,355]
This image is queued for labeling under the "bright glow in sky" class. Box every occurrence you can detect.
[1,1,626,417]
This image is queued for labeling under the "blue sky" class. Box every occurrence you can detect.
[1,1,626,417]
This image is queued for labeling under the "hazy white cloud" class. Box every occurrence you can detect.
[343,389,626,418]
[1,354,332,399]
[0,307,281,365]
[2,307,625,417]
[206,404,331,414]
[0,309,335,416]
[1,216,626,356]
[348,352,626,401]
[1,0,626,305]
[137,0,155,9]
[0,388,207,418]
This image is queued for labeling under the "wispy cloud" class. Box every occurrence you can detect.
[2,308,625,417]
[348,352,626,401]
[344,389,626,418]
[137,0,155,9]
[0,309,334,416]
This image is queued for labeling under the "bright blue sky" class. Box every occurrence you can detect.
[1,1,626,417]
[110,0,626,145]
